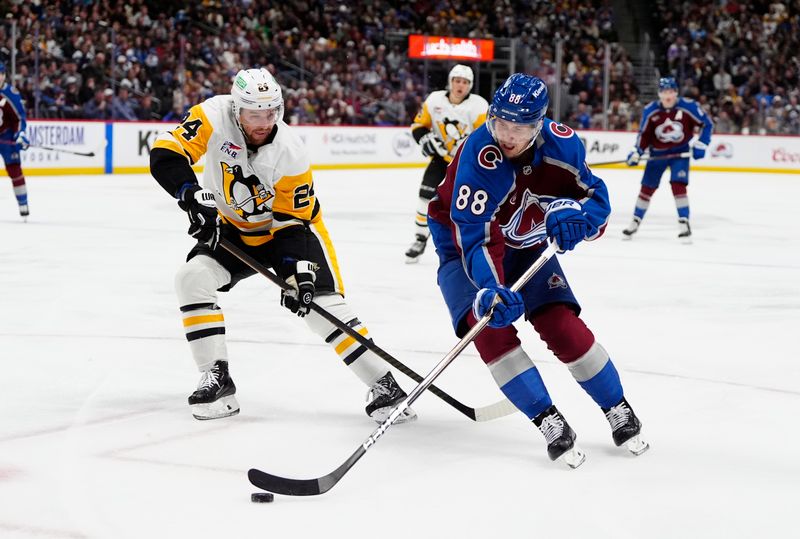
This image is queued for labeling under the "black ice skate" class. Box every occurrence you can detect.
[404,234,428,264]
[622,216,641,240]
[532,405,586,469]
[603,397,649,455]
[678,218,692,244]
[188,360,240,420]
[365,372,417,423]
[19,203,29,222]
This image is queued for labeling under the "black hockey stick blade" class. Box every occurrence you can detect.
[248,446,366,496]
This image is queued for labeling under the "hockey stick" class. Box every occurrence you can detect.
[588,151,691,167]
[0,139,96,157]
[248,241,559,496]
[219,238,517,422]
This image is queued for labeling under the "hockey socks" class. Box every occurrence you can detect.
[493,356,552,419]
[6,163,28,207]
[632,185,657,220]
[305,294,388,386]
[180,303,227,371]
[670,182,690,219]
[175,255,232,370]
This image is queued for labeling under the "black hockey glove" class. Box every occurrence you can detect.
[419,132,448,158]
[178,185,221,250]
[281,260,318,317]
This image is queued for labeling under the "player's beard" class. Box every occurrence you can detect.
[243,124,275,146]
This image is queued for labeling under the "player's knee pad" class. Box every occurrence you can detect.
[531,303,594,363]
[670,182,687,196]
[469,311,522,364]
[5,163,23,180]
[175,255,231,306]
[304,293,354,339]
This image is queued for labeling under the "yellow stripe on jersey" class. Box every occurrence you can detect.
[183,313,224,327]
[152,138,186,156]
[240,235,273,247]
[166,104,213,165]
[411,102,432,130]
[474,112,487,129]
[272,169,316,221]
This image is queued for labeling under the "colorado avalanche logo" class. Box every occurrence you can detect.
[478,144,503,170]
[548,122,574,138]
[711,142,733,158]
[499,189,553,248]
[547,273,568,289]
[220,161,274,220]
[655,119,685,143]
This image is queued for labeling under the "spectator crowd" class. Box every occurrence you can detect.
[1,0,797,134]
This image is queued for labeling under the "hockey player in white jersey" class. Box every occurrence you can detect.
[149,68,416,423]
[405,64,488,262]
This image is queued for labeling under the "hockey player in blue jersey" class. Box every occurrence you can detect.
[623,77,713,242]
[0,61,30,220]
[428,73,648,468]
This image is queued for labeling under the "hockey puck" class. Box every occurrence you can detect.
[251,492,275,503]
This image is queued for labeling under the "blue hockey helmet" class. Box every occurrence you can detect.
[658,77,678,92]
[489,73,549,124]
[0,61,5,73]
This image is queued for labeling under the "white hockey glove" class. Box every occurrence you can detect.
[625,147,643,166]
[419,132,448,158]
[15,131,30,151]
[281,260,318,317]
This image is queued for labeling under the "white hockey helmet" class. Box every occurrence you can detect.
[448,64,474,92]
[231,68,284,122]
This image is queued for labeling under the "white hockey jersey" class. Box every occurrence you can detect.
[411,90,488,162]
[154,95,316,247]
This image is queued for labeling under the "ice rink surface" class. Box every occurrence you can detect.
[1,165,798,538]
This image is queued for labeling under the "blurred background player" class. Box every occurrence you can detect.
[405,64,488,263]
[623,77,714,243]
[427,73,648,467]
[150,68,416,423]
[0,61,30,220]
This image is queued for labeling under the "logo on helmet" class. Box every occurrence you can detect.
[257,83,269,92]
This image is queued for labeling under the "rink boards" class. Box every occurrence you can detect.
[3,120,799,176]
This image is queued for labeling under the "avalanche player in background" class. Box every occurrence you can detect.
[623,77,713,242]
[0,61,30,220]
[405,64,488,263]
[428,74,648,467]
[149,68,416,423]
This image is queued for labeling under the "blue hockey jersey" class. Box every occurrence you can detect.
[428,119,610,289]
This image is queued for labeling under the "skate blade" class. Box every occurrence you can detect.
[679,236,693,245]
[624,435,650,456]
[369,406,418,424]
[191,395,240,420]
[558,446,586,469]
[621,234,633,241]
[405,256,421,264]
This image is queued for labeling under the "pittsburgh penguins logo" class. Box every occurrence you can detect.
[438,117,467,153]
[220,161,274,219]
